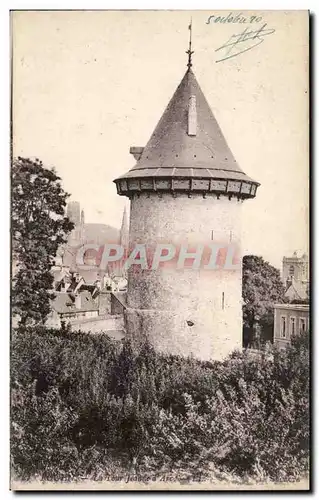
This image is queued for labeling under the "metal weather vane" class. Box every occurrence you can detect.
[186,19,194,69]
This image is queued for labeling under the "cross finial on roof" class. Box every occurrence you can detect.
[186,19,194,70]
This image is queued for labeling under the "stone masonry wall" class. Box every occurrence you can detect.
[70,314,124,338]
[126,192,243,361]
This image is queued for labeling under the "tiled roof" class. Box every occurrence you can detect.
[51,290,99,314]
[114,68,259,190]
[112,291,127,308]
[285,280,308,301]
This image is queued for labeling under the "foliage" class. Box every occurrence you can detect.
[242,255,286,328]
[11,157,74,325]
[11,326,309,483]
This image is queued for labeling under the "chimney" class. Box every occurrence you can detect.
[75,294,81,309]
[188,95,197,136]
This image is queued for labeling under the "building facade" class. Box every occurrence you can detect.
[114,49,259,360]
[273,303,309,349]
[48,269,127,331]
[282,251,309,303]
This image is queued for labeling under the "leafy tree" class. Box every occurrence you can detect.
[12,157,74,325]
[242,255,286,329]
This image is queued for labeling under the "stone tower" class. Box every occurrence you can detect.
[114,49,259,360]
[67,202,85,244]
[67,201,81,225]
[120,206,129,253]
[282,251,309,287]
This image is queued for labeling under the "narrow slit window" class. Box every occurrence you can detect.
[222,292,225,310]
[299,318,306,334]
[290,317,296,336]
[281,316,286,338]
[211,230,214,240]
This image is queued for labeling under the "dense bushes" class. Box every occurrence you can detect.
[11,326,309,483]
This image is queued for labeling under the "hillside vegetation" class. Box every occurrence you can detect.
[11,327,309,483]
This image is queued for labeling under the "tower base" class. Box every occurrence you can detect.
[124,307,242,361]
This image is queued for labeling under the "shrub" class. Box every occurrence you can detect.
[11,326,309,482]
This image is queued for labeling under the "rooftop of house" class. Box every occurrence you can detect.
[112,291,127,308]
[274,303,309,312]
[284,278,308,301]
[51,290,99,314]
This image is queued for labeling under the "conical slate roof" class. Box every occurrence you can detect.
[114,68,259,199]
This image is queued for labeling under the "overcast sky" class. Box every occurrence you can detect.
[12,10,308,269]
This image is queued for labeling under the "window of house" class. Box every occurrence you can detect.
[211,230,214,240]
[299,318,306,334]
[289,265,295,276]
[222,292,225,310]
[290,317,296,336]
[229,231,233,242]
[281,316,286,338]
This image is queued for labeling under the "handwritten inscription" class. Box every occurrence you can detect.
[215,23,276,63]
[207,12,263,25]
